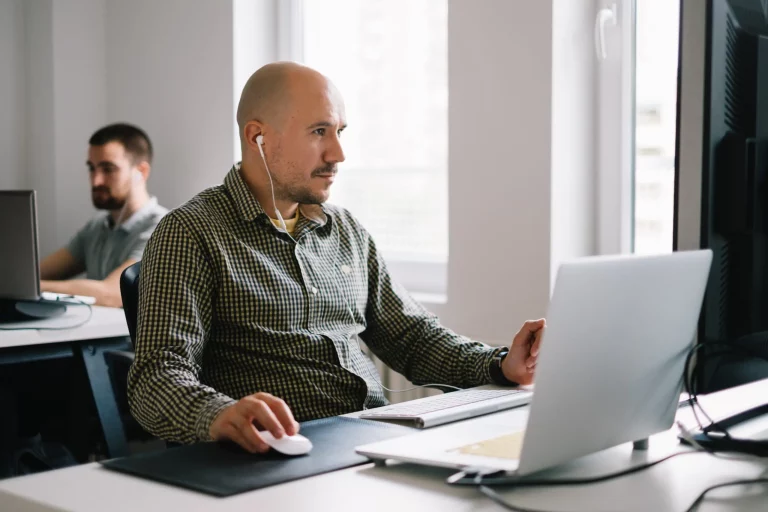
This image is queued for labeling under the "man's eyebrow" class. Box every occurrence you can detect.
[307,121,348,130]
[86,160,117,168]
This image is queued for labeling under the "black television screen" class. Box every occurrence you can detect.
[675,0,768,392]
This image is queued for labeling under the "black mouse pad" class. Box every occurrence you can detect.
[101,416,416,497]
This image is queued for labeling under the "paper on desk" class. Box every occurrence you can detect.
[448,430,525,460]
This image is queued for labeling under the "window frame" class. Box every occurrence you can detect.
[596,0,636,256]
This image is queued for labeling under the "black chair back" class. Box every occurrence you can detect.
[120,261,141,344]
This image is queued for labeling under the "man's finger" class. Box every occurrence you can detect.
[259,394,299,436]
[242,398,285,438]
[530,330,544,357]
[232,413,271,453]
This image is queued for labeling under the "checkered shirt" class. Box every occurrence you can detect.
[127,165,502,443]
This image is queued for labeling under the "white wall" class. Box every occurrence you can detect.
[4,0,597,346]
[105,0,236,211]
[439,0,596,344]
[0,0,26,191]
[23,0,57,256]
[233,0,279,161]
[12,0,107,256]
[51,0,108,251]
[550,0,597,287]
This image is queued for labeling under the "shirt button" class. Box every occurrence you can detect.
[311,286,318,294]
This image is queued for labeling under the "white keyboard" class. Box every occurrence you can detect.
[360,388,532,428]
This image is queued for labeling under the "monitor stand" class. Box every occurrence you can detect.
[0,299,67,323]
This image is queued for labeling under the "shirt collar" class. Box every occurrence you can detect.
[224,163,328,227]
[104,196,159,232]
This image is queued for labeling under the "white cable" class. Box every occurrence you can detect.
[256,136,293,238]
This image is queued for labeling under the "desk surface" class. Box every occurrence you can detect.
[0,305,129,349]
[2,380,768,512]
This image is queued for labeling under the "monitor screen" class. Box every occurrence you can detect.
[676,0,768,392]
[0,191,41,301]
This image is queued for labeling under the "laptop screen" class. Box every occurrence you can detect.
[0,191,41,301]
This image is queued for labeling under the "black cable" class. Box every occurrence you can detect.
[0,301,93,331]
[479,476,768,512]
[479,485,552,512]
[469,340,768,511]
[684,477,768,512]
[683,345,738,437]
[684,341,768,439]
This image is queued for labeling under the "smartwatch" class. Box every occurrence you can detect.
[489,348,518,386]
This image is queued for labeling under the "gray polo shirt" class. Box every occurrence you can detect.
[67,197,168,280]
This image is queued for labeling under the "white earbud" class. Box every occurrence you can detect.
[255,134,289,235]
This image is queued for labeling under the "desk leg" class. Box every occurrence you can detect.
[76,338,130,459]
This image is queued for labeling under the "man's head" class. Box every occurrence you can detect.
[237,62,346,206]
[87,123,153,210]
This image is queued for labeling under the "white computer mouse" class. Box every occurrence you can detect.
[259,431,313,456]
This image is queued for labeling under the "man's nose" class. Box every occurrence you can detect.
[91,171,106,187]
[326,134,346,164]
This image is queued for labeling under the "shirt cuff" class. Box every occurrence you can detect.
[194,394,237,441]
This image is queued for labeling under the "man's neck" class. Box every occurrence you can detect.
[110,190,150,224]
[239,159,299,220]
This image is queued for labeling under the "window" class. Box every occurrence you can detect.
[297,0,448,295]
[633,0,679,254]
[596,0,679,256]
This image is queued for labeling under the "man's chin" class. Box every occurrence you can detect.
[92,200,123,210]
[293,191,329,206]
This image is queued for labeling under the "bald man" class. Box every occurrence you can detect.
[128,62,545,452]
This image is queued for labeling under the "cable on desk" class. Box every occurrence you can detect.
[0,301,93,331]
[466,341,768,512]
[683,478,768,512]
[476,453,768,512]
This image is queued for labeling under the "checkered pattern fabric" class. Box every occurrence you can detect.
[127,164,502,444]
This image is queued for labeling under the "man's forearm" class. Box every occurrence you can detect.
[128,358,237,444]
[40,279,122,307]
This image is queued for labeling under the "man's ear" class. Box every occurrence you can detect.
[135,161,151,182]
[243,120,265,152]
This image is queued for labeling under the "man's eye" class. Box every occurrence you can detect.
[337,129,343,137]
[314,128,326,136]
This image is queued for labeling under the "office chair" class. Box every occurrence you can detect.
[103,261,150,441]
[119,261,141,343]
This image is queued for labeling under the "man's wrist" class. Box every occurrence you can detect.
[489,348,518,386]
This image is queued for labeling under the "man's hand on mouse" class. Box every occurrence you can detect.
[209,392,299,453]
[501,318,546,386]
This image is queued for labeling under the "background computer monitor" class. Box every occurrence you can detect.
[0,191,42,302]
[676,0,768,392]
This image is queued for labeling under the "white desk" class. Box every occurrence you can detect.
[2,379,768,512]
[0,306,132,457]
[0,305,128,349]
